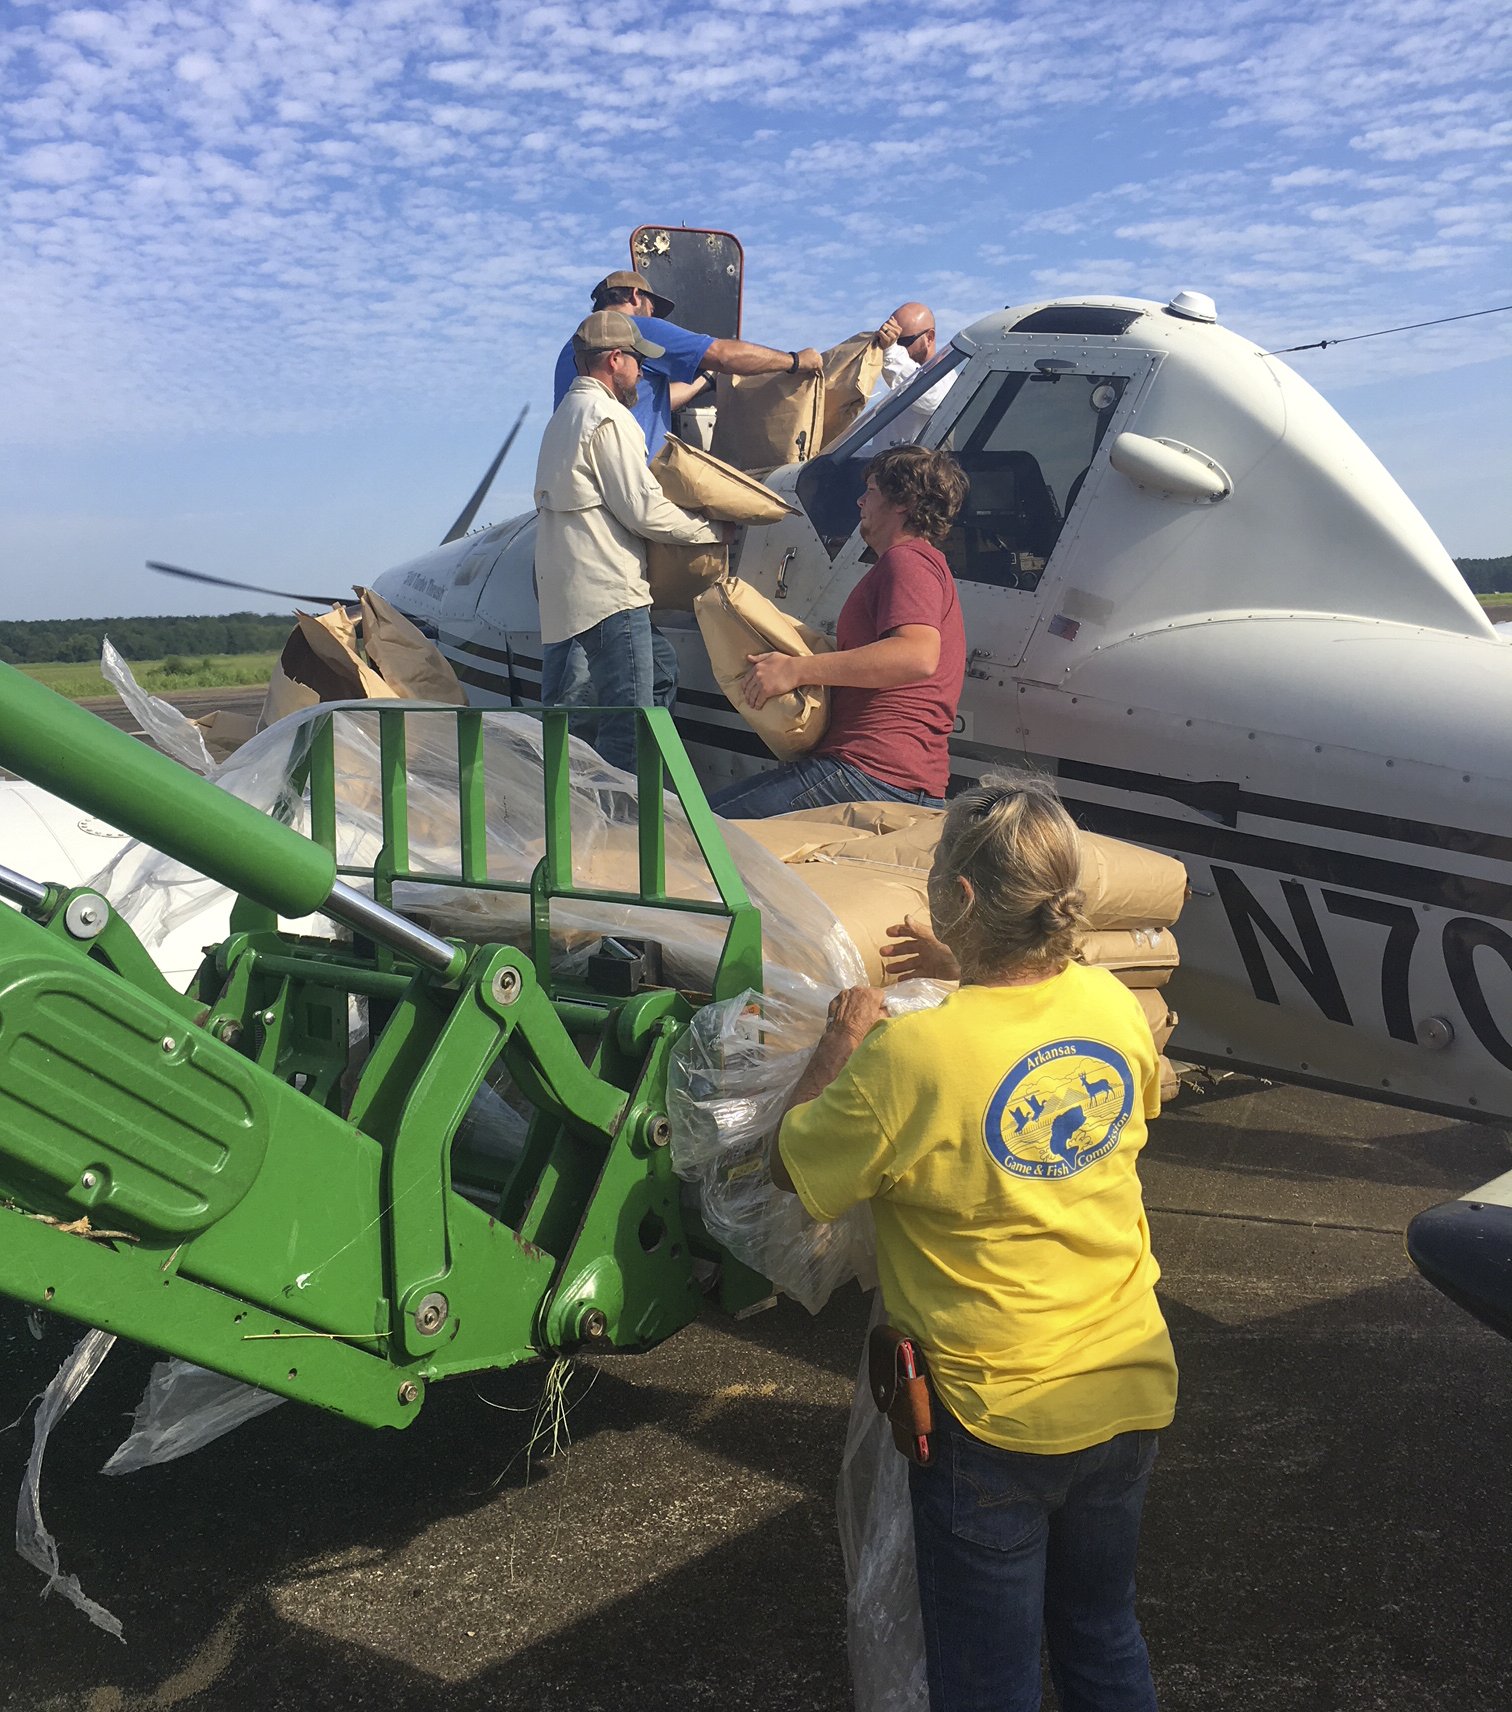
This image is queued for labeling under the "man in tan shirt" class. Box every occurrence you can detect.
[534,311,720,772]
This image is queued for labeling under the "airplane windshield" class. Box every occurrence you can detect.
[827,344,971,460]
[796,345,971,554]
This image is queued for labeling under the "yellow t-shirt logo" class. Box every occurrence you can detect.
[982,1039,1134,1179]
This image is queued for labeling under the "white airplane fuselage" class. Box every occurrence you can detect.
[371,296,1512,1128]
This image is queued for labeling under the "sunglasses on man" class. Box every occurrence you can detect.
[897,326,934,348]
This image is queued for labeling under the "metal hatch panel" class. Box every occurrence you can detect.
[630,226,743,339]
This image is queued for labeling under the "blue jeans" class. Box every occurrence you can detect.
[541,630,677,715]
[705,753,944,820]
[541,614,678,772]
[909,1400,1160,1712]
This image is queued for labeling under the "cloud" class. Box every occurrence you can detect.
[0,0,1507,459]
[12,139,107,184]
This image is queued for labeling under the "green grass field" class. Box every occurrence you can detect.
[1477,594,1512,613]
[19,652,280,701]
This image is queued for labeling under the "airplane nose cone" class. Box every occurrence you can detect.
[1406,1197,1512,1340]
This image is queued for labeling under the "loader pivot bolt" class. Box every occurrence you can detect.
[261,1009,277,1025]
[80,1171,99,1190]
[412,1292,449,1336]
[64,894,108,940]
[580,1309,608,1341]
[161,1036,177,1053]
[648,1116,672,1148]
[491,967,523,1006]
[397,1381,421,1406]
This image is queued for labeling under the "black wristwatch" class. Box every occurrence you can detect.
[788,350,800,373]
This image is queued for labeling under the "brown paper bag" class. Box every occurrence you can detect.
[358,588,465,704]
[1076,927,1180,987]
[258,615,383,728]
[1137,987,1177,1051]
[1077,833,1188,930]
[710,371,824,472]
[694,578,833,761]
[190,709,258,762]
[821,332,886,449]
[649,437,796,523]
[646,542,729,611]
[793,862,932,985]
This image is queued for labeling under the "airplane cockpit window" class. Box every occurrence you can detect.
[797,345,970,557]
[939,370,1126,591]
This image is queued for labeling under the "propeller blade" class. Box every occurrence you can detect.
[146,561,348,608]
[441,404,530,544]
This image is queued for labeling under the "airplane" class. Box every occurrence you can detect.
[9,229,1512,1330]
[367,234,1512,1131]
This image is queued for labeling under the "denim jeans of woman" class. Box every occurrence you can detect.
[706,753,944,820]
[908,1397,1160,1712]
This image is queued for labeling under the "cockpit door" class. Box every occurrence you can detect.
[931,354,1144,667]
[630,227,743,339]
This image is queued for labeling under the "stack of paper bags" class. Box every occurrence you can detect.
[732,801,1188,1070]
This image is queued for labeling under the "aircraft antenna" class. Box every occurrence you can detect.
[1265,301,1512,356]
[441,405,530,545]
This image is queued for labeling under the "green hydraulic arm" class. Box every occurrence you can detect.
[0,663,767,1429]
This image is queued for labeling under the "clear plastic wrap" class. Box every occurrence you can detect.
[101,1360,286,1476]
[839,1296,928,1712]
[99,639,217,775]
[668,988,876,1313]
[667,980,952,1315]
[95,705,866,1020]
[16,1329,123,1639]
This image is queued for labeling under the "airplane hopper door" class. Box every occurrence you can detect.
[630,227,743,339]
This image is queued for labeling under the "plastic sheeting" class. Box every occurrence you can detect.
[16,1330,124,1640]
[100,639,217,775]
[668,989,875,1313]
[667,978,951,1313]
[839,1295,927,1712]
[102,1360,285,1476]
[96,704,866,1020]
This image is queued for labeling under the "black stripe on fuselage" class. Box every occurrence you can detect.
[1060,796,1512,923]
[436,636,1509,915]
[1060,758,1512,864]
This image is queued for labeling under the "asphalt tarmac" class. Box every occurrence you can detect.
[2,1077,1510,1712]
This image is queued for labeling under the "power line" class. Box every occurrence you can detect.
[1265,301,1512,356]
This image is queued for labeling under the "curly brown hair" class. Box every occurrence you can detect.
[864,443,969,542]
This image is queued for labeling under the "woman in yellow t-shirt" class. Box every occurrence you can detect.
[776,776,1176,1712]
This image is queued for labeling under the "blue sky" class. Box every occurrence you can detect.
[3,0,1510,622]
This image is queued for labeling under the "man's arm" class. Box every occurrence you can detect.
[741,625,939,710]
[771,987,888,1192]
[668,373,715,410]
[587,418,721,546]
[704,338,823,378]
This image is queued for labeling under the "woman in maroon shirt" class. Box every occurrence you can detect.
[707,445,969,819]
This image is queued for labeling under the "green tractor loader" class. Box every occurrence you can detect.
[0,660,774,1433]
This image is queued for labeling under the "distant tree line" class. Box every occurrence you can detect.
[1456,557,1512,595]
[0,612,294,666]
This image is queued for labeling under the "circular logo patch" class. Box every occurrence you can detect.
[982,1038,1135,1179]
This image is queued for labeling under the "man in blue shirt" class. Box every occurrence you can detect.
[544,270,821,721]
[552,270,822,459]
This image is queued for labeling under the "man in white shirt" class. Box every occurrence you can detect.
[535,311,721,772]
[871,301,958,448]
